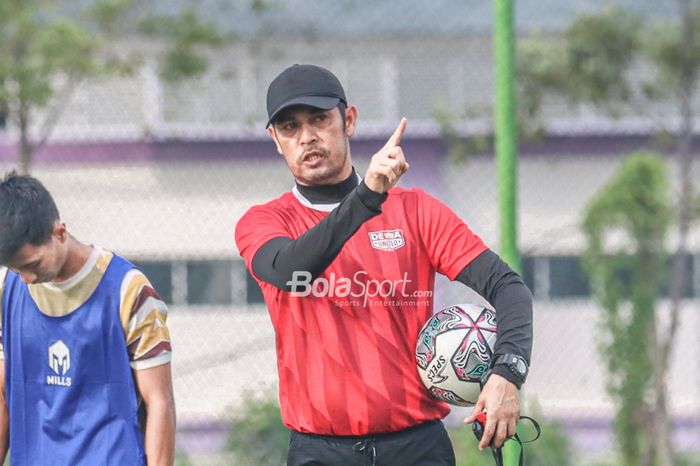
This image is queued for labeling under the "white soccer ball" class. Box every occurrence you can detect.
[415,303,497,406]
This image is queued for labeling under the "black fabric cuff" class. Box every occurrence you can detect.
[356,180,388,212]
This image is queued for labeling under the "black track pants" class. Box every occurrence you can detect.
[287,420,456,466]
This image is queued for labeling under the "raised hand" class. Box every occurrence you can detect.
[364,118,410,193]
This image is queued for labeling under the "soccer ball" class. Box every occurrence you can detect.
[415,303,497,406]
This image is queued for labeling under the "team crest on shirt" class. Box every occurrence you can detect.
[47,340,72,387]
[368,229,405,252]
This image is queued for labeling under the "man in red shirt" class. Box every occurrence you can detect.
[235,64,533,466]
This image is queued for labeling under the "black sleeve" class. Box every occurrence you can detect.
[455,249,533,387]
[252,181,387,290]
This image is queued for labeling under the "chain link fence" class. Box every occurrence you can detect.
[1,1,698,464]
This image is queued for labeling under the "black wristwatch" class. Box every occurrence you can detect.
[492,353,529,385]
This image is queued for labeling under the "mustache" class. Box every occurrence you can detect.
[300,147,328,161]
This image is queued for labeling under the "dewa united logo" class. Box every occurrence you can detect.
[368,229,405,252]
[47,340,72,387]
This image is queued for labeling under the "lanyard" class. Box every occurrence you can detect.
[472,414,542,466]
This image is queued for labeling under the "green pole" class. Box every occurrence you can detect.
[493,0,520,274]
[493,0,521,464]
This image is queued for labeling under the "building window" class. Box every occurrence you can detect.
[520,256,536,297]
[187,261,233,305]
[246,269,265,304]
[660,254,695,298]
[130,261,173,304]
[549,256,591,298]
[131,253,698,307]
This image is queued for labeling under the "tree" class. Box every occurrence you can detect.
[518,4,700,464]
[582,153,672,466]
[226,391,289,466]
[641,4,700,463]
[0,0,224,174]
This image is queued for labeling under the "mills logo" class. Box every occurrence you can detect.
[368,229,405,252]
[47,340,72,387]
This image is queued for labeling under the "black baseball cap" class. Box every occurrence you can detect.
[266,64,347,127]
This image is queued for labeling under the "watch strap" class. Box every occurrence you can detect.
[487,353,528,388]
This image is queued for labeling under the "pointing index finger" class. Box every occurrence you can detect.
[383,117,407,149]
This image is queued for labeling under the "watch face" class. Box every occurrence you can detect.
[513,357,527,376]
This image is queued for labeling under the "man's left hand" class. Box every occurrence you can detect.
[463,373,520,450]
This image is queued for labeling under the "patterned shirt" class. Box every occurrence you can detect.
[0,246,171,369]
